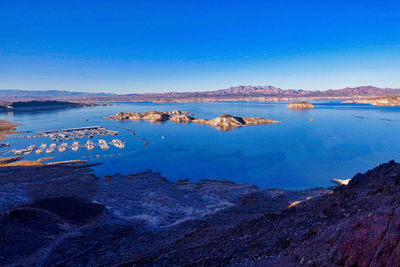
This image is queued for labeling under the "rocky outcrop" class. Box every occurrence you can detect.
[343,94,400,106]
[169,114,195,123]
[207,114,246,127]
[192,118,209,124]
[287,101,316,109]
[207,114,280,130]
[106,111,172,122]
[105,110,191,123]
[106,111,280,130]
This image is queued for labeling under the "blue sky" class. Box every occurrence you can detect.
[0,0,399,93]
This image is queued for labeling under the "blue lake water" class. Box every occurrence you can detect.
[1,101,400,189]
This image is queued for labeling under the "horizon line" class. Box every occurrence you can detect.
[0,84,397,95]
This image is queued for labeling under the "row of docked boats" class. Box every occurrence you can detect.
[37,127,119,142]
[11,139,126,155]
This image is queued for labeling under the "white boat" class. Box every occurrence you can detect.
[36,143,47,154]
[14,149,23,155]
[98,139,109,150]
[58,143,68,152]
[24,145,36,154]
[111,139,125,149]
[46,143,57,154]
[86,140,95,150]
[71,141,79,151]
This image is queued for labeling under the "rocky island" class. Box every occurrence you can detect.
[286,100,316,109]
[343,94,400,106]
[106,110,281,130]
[1,158,400,266]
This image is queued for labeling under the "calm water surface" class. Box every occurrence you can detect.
[1,101,400,189]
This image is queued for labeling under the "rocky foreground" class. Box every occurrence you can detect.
[1,160,400,266]
[106,110,280,131]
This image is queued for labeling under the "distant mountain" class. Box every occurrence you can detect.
[194,85,400,97]
[0,89,113,97]
[0,89,113,103]
[1,86,399,103]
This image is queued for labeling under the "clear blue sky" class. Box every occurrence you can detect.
[1,0,400,93]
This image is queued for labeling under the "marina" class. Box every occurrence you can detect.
[3,125,126,156]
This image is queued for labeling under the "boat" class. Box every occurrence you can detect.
[98,139,109,150]
[13,149,23,155]
[86,140,95,150]
[46,143,57,153]
[58,143,68,152]
[111,139,125,149]
[71,141,79,151]
[36,143,47,154]
[24,145,36,154]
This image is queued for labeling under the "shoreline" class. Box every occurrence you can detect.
[1,159,399,265]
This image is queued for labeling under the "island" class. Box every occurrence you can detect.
[105,110,281,130]
[343,94,400,106]
[286,100,316,109]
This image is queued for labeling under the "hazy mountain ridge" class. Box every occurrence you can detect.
[1,85,399,102]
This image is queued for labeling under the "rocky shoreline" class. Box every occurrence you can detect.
[106,110,281,131]
[343,94,400,106]
[0,120,19,143]
[1,159,400,266]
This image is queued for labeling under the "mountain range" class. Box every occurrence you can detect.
[1,86,399,103]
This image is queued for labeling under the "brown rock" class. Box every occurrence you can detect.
[192,118,209,124]
[287,101,316,109]
[169,115,195,123]
[207,114,245,127]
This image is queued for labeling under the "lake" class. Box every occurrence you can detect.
[1,101,400,189]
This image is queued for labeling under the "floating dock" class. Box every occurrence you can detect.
[37,126,102,134]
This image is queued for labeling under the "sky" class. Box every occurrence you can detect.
[0,0,400,93]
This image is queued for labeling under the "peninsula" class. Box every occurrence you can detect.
[0,120,19,143]
[0,100,98,112]
[343,94,400,106]
[105,110,281,130]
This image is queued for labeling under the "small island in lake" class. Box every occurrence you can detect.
[286,101,316,109]
[106,110,281,130]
